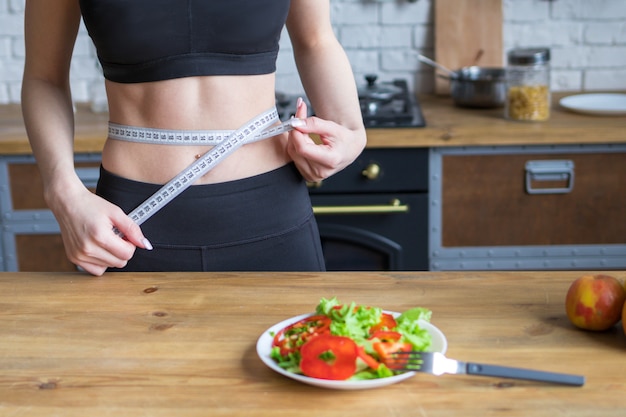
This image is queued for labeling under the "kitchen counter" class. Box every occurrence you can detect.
[0,270,624,416]
[367,92,626,148]
[1,92,624,154]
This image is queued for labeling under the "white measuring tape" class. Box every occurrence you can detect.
[108,119,288,146]
[109,107,296,230]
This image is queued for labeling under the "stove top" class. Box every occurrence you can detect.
[359,78,426,128]
[275,77,426,128]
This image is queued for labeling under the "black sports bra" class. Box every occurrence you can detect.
[79,0,291,83]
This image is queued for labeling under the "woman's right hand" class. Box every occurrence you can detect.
[48,185,152,276]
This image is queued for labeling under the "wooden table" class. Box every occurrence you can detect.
[1,271,624,416]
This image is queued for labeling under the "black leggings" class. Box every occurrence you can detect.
[96,163,326,272]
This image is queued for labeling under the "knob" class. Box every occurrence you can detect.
[361,163,381,180]
[364,74,378,87]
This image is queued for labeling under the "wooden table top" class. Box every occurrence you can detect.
[1,92,625,154]
[0,270,624,416]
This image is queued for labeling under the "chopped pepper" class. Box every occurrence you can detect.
[299,334,358,380]
[369,313,397,334]
[272,315,331,356]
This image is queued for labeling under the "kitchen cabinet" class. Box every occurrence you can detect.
[429,144,626,270]
[0,149,429,272]
[0,154,101,271]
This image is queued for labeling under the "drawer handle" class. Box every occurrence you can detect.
[306,180,323,188]
[525,160,574,194]
[313,198,409,215]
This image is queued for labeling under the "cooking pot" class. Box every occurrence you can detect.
[443,66,506,108]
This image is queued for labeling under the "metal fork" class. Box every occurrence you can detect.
[387,352,585,386]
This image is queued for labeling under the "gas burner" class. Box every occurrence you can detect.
[358,75,426,128]
[275,75,425,128]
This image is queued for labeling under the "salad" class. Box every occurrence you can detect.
[269,297,432,381]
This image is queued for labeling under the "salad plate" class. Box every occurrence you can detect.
[256,312,447,390]
[559,93,626,116]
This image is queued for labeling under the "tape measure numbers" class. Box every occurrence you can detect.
[108,119,291,146]
[109,107,296,233]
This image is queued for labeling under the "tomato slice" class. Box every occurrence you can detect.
[272,315,331,356]
[373,341,413,368]
[300,334,358,380]
[369,313,397,334]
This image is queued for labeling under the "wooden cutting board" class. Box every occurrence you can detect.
[434,0,503,94]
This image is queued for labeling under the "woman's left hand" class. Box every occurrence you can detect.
[287,98,366,182]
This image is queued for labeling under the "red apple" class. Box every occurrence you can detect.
[623,300,626,335]
[565,274,625,331]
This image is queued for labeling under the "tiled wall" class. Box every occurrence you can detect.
[1,0,625,104]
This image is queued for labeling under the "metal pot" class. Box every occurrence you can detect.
[445,66,506,108]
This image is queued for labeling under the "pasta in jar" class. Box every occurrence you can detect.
[507,85,550,121]
[505,48,551,122]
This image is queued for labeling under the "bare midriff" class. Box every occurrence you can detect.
[102,73,292,185]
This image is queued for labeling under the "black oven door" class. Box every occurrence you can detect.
[311,193,428,271]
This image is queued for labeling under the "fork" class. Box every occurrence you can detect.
[387,351,585,386]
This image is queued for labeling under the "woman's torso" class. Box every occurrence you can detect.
[79,0,293,185]
[102,75,291,185]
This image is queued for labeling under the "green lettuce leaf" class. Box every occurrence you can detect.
[316,297,382,343]
[396,307,432,350]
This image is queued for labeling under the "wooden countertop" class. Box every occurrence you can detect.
[0,103,110,155]
[1,92,625,155]
[368,92,626,148]
[1,270,624,416]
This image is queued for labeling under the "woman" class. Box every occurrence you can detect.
[21,0,366,276]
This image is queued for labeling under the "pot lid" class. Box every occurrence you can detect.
[358,74,402,101]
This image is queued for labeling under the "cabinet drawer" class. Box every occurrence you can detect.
[16,234,76,272]
[9,162,100,210]
[441,152,626,247]
[308,148,428,194]
[0,154,102,271]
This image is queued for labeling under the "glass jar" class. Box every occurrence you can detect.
[505,48,551,121]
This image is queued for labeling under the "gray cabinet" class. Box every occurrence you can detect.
[429,144,626,270]
[3,143,626,272]
[0,154,101,271]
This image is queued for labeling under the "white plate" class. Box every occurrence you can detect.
[256,312,447,390]
[559,93,626,116]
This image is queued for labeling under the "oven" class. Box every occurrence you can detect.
[278,76,428,271]
[308,148,429,271]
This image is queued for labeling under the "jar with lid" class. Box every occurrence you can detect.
[505,48,551,121]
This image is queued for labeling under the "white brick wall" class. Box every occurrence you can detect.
[1,0,625,104]
[504,0,626,91]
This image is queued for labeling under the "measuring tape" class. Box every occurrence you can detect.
[109,107,296,231]
[108,119,289,146]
